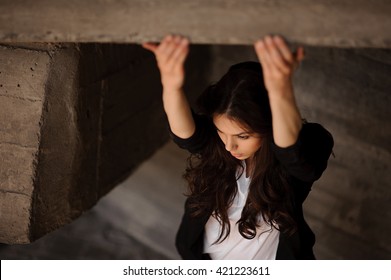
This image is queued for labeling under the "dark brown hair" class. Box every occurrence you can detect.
[184,62,297,243]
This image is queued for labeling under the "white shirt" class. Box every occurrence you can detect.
[203,162,280,259]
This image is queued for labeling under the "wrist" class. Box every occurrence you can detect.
[161,77,184,93]
[267,90,295,104]
[162,86,183,95]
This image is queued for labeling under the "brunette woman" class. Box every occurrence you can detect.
[142,35,333,259]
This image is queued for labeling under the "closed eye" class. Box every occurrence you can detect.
[215,127,251,139]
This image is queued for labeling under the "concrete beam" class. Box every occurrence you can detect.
[0,0,390,48]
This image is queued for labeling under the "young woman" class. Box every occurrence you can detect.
[142,35,333,260]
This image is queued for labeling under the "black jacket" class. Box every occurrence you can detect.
[170,113,334,259]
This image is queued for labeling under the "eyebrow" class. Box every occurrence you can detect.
[215,126,251,136]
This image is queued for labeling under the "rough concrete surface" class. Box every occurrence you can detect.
[0,46,51,243]
[30,45,83,241]
[0,42,211,244]
[0,141,186,260]
[0,192,31,244]
[28,43,176,243]
[293,47,391,259]
[0,0,390,47]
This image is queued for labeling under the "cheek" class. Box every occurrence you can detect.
[247,139,262,152]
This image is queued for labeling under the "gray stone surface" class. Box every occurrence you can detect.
[0,46,49,194]
[0,0,390,48]
[0,42,211,244]
[27,43,172,243]
[293,47,391,259]
[0,192,31,244]
[0,208,169,260]
[0,46,51,243]
[30,45,82,241]
[0,141,186,260]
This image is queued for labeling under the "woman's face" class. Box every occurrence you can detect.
[213,114,262,161]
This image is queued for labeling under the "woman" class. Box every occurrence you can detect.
[142,35,333,259]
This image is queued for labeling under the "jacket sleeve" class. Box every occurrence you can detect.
[169,111,212,155]
[272,122,334,183]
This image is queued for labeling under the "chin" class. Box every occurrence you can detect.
[232,154,245,159]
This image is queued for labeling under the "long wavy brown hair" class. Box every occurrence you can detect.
[184,62,297,243]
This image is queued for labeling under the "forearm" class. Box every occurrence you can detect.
[162,87,195,139]
[142,35,193,139]
[269,86,302,148]
[254,35,305,147]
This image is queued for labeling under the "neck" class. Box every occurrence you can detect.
[245,157,254,178]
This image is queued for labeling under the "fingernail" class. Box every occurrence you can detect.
[255,40,264,48]
[181,38,189,45]
[273,35,282,42]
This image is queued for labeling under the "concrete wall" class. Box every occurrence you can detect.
[0,43,172,243]
[296,47,391,259]
[201,44,391,259]
[0,45,52,243]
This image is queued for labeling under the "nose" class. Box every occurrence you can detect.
[225,138,237,152]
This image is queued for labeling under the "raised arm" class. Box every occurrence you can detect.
[254,35,305,148]
[142,35,195,139]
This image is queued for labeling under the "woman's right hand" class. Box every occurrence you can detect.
[142,35,189,91]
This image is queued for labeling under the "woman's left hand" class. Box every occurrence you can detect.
[254,35,304,97]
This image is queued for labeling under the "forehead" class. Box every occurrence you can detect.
[213,114,250,134]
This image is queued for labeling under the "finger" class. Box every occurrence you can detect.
[155,34,172,55]
[273,36,294,64]
[171,38,189,65]
[167,37,189,70]
[142,42,158,53]
[254,39,270,70]
[165,38,189,71]
[160,35,185,64]
[265,35,290,74]
[158,35,175,57]
[145,34,173,54]
[141,35,169,63]
[296,47,305,62]
[291,47,305,71]
[255,39,278,83]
